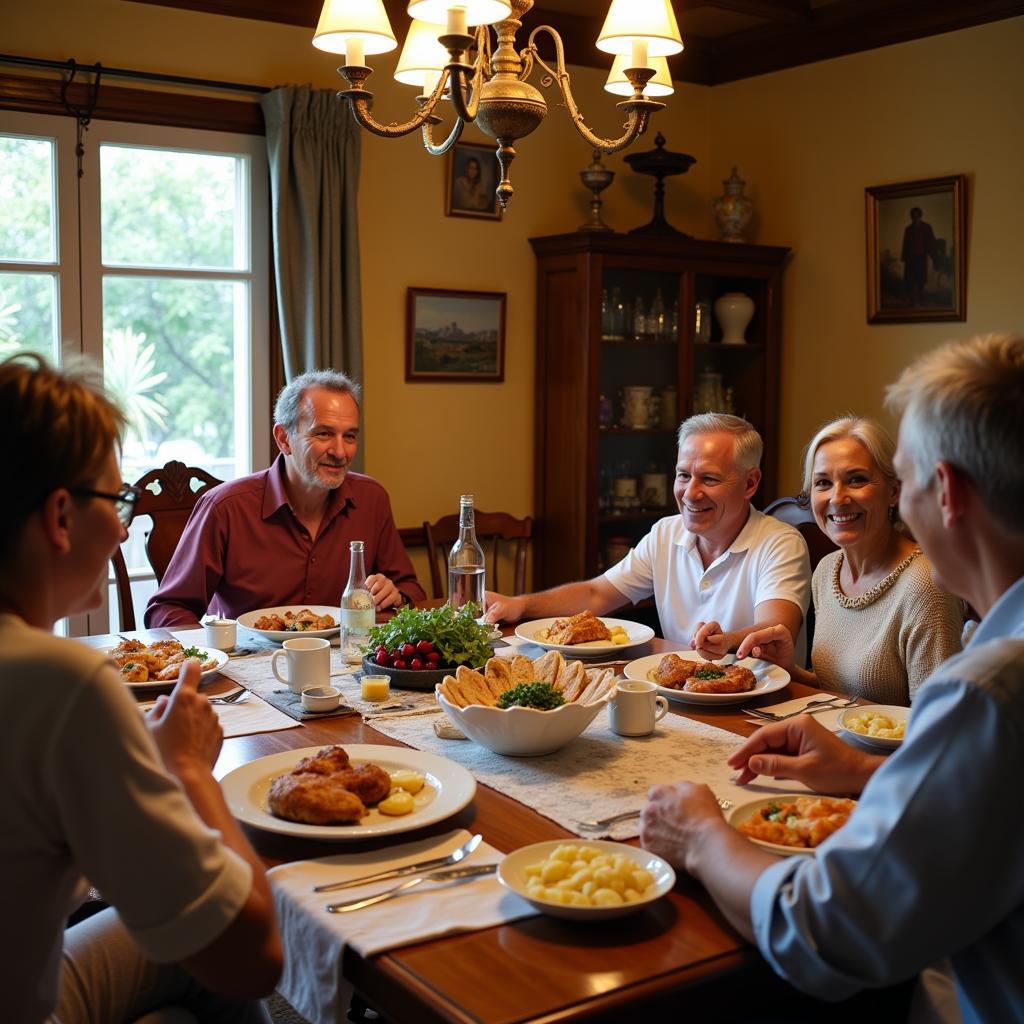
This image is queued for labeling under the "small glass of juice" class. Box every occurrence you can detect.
[361,674,391,702]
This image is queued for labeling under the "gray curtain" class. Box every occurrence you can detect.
[261,87,363,387]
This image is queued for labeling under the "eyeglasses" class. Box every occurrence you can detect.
[70,485,142,527]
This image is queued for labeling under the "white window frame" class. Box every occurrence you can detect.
[0,110,271,636]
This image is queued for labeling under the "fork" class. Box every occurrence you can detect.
[209,688,248,705]
[745,697,857,722]
[575,797,732,831]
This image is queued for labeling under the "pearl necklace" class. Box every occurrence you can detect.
[831,547,922,610]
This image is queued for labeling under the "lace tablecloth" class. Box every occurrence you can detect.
[368,706,808,839]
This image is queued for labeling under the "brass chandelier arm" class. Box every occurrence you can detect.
[422,115,465,155]
[447,26,489,124]
[525,26,664,153]
[338,65,451,139]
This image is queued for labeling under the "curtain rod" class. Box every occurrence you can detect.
[0,53,269,96]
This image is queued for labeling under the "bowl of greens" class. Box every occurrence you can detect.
[361,603,494,692]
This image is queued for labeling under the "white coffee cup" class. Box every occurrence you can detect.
[609,679,669,737]
[203,617,237,651]
[272,637,330,693]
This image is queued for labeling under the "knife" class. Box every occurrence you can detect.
[325,862,498,913]
[313,833,482,893]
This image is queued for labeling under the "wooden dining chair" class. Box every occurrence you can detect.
[131,460,223,582]
[109,460,223,630]
[423,511,533,600]
[765,494,837,665]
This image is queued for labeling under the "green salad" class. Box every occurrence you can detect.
[496,682,566,711]
[364,602,493,669]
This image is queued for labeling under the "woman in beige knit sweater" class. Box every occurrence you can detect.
[738,416,963,705]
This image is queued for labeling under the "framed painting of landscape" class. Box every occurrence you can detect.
[406,288,506,382]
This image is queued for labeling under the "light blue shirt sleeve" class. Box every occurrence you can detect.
[749,644,1024,1019]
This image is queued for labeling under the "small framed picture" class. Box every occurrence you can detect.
[446,141,501,220]
[406,288,506,382]
[865,174,967,323]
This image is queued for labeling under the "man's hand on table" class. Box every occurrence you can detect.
[728,716,884,795]
[641,782,728,872]
[367,573,404,610]
[691,620,730,659]
[483,591,526,624]
[146,659,224,778]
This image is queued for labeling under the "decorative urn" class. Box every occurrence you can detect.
[712,166,753,243]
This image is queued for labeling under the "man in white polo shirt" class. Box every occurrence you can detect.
[486,413,810,657]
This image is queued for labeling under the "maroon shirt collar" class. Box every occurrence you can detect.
[261,454,357,523]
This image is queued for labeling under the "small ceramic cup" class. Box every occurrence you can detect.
[272,636,330,693]
[203,617,237,651]
[609,679,669,737]
[360,674,391,702]
[301,686,342,712]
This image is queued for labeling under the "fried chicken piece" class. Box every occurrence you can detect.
[149,640,184,657]
[335,764,392,806]
[253,613,287,631]
[684,665,756,694]
[119,661,149,682]
[112,638,147,657]
[292,745,352,776]
[546,611,612,646]
[651,653,692,689]
[268,773,366,824]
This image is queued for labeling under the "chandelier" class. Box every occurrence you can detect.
[312,0,683,209]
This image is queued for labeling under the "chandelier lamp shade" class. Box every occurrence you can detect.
[312,0,684,209]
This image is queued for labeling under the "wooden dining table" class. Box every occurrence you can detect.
[85,627,852,1024]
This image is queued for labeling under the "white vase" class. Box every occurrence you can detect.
[714,292,754,345]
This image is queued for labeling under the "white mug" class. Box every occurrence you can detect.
[203,617,237,651]
[609,679,669,737]
[272,637,330,694]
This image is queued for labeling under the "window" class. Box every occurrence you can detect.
[0,111,270,634]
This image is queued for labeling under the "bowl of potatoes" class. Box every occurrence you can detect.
[434,650,618,757]
[498,839,676,920]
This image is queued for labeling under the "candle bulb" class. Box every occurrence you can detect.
[345,37,366,66]
[630,39,649,71]
[446,5,468,35]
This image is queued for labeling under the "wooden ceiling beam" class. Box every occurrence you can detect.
[686,0,810,22]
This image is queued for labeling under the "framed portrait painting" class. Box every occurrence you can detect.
[406,288,506,382]
[865,174,967,323]
[446,141,501,220]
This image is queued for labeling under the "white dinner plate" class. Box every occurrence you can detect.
[836,704,908,751]
[514,617,655,657]
[103,643,228,692]
[219,744,476,840]
[237,605,340,641]
[497,839,675,920]
[622,650,790,705]
[727,794,857,857]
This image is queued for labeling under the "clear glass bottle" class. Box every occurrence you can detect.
[448,494,486,617]
[632,296,647,340]
[341,540,375,658]
[650,289,666,338]
[600,287,611,337]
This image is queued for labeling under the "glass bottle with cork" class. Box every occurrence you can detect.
[341,540,374,659]
[448,494,486,618]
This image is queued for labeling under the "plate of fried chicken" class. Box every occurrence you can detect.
[219,744,476,840]
[623,650,790,705]
[514,611,654,657]
[105,637,228,692]
[237,605,340,641]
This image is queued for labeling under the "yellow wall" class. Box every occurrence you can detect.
[6,3,1023,524]
[706,16,1024,491]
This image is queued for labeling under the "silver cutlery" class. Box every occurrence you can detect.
[746,697,858,722]
[325,862,497,913]
[314,833,482,893]
[209,688,248,705]
[575,797,732,832]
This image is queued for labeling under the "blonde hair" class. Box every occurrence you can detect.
[886,333,1024,533]
[677,413,763,473]
[0,352,126,563]
[800,415,897,495]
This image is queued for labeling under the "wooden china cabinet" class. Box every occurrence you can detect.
[530,231,790,591]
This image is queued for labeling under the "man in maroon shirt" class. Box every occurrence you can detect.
[145,370,425,628]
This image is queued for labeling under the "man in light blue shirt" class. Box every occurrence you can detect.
[640,333,1024,1024]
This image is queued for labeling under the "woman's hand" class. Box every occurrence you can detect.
[735,624,797,671]
[728,716,882,794]
[147,659,224,778]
